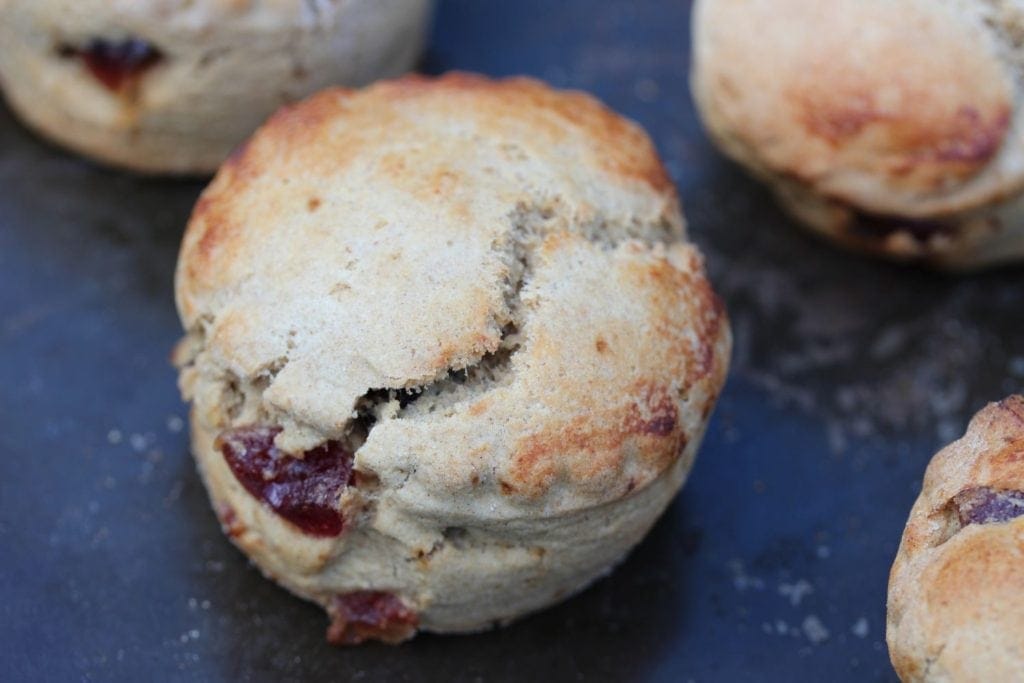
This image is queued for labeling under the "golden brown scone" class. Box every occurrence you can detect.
[0,0,433,174]
[888,396,1024,681]
[692,0,1024,269]
[173,73,731,643]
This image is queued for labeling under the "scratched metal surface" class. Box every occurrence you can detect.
[2,1,1023,681]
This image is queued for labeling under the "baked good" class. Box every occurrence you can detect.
[691,0,1024,269]
[173,73,731,643]
[0,0,433,173]
[888,396,1024,680]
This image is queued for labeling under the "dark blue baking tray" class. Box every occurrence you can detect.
[2,1,1022,680]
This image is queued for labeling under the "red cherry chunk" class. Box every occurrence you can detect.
[326,591,419,645]
[953,486,1024,527]
[66,38,162,92]
[218,426,354,537]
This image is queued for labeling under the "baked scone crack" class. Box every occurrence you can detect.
[177,192,690,535]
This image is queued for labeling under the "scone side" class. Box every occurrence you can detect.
[771,176,1024,270]
[187,407,709,634]
[0,79,225,173]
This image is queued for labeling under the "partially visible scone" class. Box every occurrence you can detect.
[0,0,433,173]
[692,0,1024,269]
[888,397,1024,680]
[173,73,731,643]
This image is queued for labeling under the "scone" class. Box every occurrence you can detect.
[0,0,433,173]
[173,73,731,643]
[692,0,1024,269]
[888,397,1024,680]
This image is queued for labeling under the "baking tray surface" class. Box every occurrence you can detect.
[2,1,1023,680]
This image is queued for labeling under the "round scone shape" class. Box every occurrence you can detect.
[0,0,433,173]
[692,0,1024,269]
[888,397,1024,681]
[174,73,730,643]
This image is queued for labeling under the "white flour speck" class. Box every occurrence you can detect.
[779,580,814,607]
[851,618,869,638]
[802,615,830,644]
[107,429,123,444]
[728,560,765,591]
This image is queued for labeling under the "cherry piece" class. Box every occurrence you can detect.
[326,591,419,645]
[953,486,1024,527]
[64,38,162,92]
[218,426,354,537]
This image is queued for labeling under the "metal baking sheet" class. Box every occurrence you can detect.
[3,1,1022,680]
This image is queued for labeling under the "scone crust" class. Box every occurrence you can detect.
[888,397,1024,681]
[692,0,1024,268]
[0,0,433,173]
[174,73,731,634]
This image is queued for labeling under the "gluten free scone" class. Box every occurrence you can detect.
[0,0,433,173]
[173,73,731,643]
[692,0,1024,269]
[888,397,1024,680]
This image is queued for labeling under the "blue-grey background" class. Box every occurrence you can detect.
[2,1,1022,680]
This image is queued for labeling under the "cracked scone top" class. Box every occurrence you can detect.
[174,73,731,643]
[0,0,433,173]
[888,397,1024,681]
[692,0,1024,269]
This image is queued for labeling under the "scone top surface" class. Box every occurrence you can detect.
[888,397,1024,681]
[176,73,730,520]
[693,0,1018,216]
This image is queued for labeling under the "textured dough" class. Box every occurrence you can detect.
[888,396,1024,681]
[0,0,433,173]
[692,0,1024,269]
[174,73,731,640]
